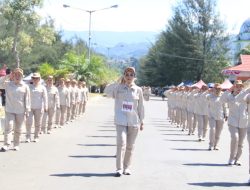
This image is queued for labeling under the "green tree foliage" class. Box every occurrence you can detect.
[0,0,44,67]
[139,0,230,86]
[0,0,119,87]
[238,44,250,56]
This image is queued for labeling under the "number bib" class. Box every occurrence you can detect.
[122,101,133,112]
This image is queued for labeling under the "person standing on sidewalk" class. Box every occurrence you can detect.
[104,67,144,177]
[0,68,30,151]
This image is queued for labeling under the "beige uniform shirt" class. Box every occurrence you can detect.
[0,76,30,114]
[207,93,227,120]
[46,85,60,109]
[82,87,89,102]
[224,89,249,128]
[29,84,48,110]
[104,83,144,128]
[58,86,70,107]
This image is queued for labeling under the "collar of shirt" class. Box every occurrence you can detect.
[123,83,136,91]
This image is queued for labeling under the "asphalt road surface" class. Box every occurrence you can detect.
[0,96,250,190]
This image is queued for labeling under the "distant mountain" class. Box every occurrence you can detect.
[61,31,158,46]
[61,31,158,58]
[95,42,153,59]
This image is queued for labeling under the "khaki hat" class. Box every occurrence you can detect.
[13,68,23,76]
[32,72,41,78]
[47,75,53,79]
[71,79,77,84]
[124,67,135,74]
[243,79,250,90]
[234,80,243,86]
[214,83,221,89]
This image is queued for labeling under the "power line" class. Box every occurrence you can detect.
[157,52,231,63]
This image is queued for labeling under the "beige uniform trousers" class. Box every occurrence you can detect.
[171,108,176,123]
[167,105,171,120]
[78,102,84,115]
[26,108,43,139]
[4,112,25,146]
[192,114,198,134]
[187,111,194,134]
[175,108,181,126]
[247,128,250,173]
[181,109,187,130]
[41,107,56,132]
[116,125,139,171]
[66,106,71,122]
[82,101,87,114]
[55,105,67,126]
[208,118,224,148]
[71,103,77,120]
[228,125,247,162]
[197,114,208,139]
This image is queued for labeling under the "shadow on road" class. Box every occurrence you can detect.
[183,163,228,167]
[98,126,115,128]
[173,148,208,151]
[69,155,115,158]
[77,144,115,147]
[162,133,188,136]
[50,173,114,177]
[159,129,182,132]
[88,135,116,138]
[165,139,198,142]
[188,182,249,187]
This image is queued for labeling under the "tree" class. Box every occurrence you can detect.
[0,0,57,69]
[139,0,230,86]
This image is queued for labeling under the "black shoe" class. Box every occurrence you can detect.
[114,172,122,177]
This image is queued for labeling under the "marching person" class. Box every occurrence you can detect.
[26,73,48,143]
[196,85,209,141]
[78,81,87,116]
[70,79,78,120]
[0,68,30,151]
[55,78,70,128]
[207,83,228,150]
[65,79,72,123]
[104,67,144,177]
[82,81,89,114]
[41,76,59,134]
[223,80,248,166]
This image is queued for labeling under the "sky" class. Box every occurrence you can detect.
[39,0,250,34]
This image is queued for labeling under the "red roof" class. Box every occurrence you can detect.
[220,79,233,90]
[192,80,207,89]
[225,55,250,72]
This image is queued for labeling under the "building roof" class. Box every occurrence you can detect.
[191,80,206,89]
[223,55,250,76]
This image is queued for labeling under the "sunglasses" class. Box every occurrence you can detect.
[32,78,39,80]
[124,73,135,77]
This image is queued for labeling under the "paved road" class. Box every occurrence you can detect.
[0,96,249,190]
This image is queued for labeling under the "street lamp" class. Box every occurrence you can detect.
[63,4,118,65]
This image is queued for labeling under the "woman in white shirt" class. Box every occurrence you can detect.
[104,67,144,177]
[207,83,228,150]
[223,80,248,166]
